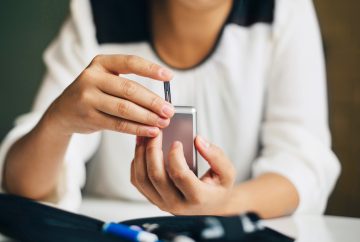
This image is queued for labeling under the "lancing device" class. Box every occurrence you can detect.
[102,222,159,242]
[164,82,172,103]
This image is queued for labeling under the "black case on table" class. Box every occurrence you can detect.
[0,194,294,242]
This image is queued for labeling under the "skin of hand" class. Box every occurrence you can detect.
[3,54,175,199]
[131,132,237,215]
[47,54,175,136]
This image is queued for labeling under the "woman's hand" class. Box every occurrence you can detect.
[131,132,236,215]
[46,54,175,136]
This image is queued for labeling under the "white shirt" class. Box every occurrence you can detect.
[0,0,340,214]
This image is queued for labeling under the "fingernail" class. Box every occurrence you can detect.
[157,118,169,128]
[162,103,175,117]
[159,68,173,79]
[173,141,181,148]
[198,136,210,149]
[147,127,159,137]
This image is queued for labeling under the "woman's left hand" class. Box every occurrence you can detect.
[131,132,236,215]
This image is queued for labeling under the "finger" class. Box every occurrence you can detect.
[131,141,157,204]
[94,110,160,137]
[97,73,175,118]
[95,92,170,128]
[167,141,202,202]
[195,136,235,186]
[146,132,184,203]
[131,159,137,187]
[131,137,155,202]
[92,54,173,81]
[131,137,145,189]
[133,138,163,205]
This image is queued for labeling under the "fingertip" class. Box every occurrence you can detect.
[194,136,201,147]
[147,130,163,147]
[172,141,182,150]
[146,127,160,137]
[162,103,175,118]
[168,141,190,173]
[195,135,210,150]
[158,68,174,80]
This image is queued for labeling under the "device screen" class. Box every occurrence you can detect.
[163,110,197,175]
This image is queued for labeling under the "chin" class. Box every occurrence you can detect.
[173,0,230,10]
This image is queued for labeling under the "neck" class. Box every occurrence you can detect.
[151,0,232,69]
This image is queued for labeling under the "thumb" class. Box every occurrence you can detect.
[195,136,235,185]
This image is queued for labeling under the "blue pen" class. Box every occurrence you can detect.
[103,222,159,242]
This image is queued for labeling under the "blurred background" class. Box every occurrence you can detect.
[0,1,359,217]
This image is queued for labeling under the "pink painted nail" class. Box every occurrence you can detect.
[147,127,159,137]
[159,68,173,79]
[162,104,175,117]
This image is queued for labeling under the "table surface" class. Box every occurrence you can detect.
[1,196,360,242]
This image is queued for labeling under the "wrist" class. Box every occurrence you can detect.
[222,186,252,215]
[40,103,73,138]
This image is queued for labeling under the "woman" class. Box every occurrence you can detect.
[0,0,340,218]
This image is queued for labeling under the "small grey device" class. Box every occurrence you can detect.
[162,106,197,176]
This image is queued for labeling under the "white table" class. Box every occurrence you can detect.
[1,196,360,242]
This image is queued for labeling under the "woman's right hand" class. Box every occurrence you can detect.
[45,54,175,137]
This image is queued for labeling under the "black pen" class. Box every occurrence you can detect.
[164,82,172,104]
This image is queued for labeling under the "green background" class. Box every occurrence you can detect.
[0,0,69,138]
[0,1,359,217]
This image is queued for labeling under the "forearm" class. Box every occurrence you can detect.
[3,110,72,200]
[224,173,299,219]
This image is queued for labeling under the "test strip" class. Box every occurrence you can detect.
[164,82,172,103]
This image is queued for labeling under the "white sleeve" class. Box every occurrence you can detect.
[251,0,341,214]
[0,0,101,211]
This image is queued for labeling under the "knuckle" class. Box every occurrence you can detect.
[121,80,137,98]
[79,89,92,105]
[80,108,95,123]
[114,119,128,132]
[86,110,96,120]
[80,68,94,80]
[170,169,187,182]
[117,100,130,117]
[131,176,137,187]
[91,54,104,65]
[137,173,147,185]
[146,112,157,125]
[148,170,163,184]
[125,55,138,69]
[135,126,145,136]
[148,63,159,73]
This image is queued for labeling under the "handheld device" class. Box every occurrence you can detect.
[162,106,198,176]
